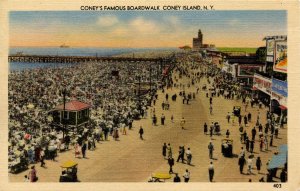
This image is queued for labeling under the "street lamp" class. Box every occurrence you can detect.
[62,88,67,139]
[137,75,142,115]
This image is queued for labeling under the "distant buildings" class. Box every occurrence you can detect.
[192,29,215,50]
[204,34,287,119]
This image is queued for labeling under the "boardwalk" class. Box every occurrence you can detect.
[9,61,287,182]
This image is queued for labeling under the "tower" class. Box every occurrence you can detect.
[193,29,203,50]
[198,29,203,46]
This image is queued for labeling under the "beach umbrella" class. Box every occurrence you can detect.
[24,133,31,140]
[47,116,53,122]
[27,104,35,109]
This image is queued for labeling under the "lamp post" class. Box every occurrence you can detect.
[137,75,142,115]
[62,88,67,139]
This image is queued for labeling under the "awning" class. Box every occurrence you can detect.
[279,144,288,153]
[268,153,287,169]
[279,105,287,110]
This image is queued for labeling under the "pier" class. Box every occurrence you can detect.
[8,55,165,64]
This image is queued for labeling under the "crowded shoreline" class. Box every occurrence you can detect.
[8,50,287,182]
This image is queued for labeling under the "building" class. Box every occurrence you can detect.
[193,29,203,50]
[51,100,91,127]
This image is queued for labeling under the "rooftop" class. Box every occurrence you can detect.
[55,100,91,111]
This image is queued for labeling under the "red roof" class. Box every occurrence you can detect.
[55,100,91,111]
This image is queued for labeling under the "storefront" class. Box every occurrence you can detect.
[271,78,287,122]
[252,73,272,107]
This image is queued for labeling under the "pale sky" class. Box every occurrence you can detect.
[9,11,287,48]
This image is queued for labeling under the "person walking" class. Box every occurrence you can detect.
[251,127,257,141]
[238,115,242,126]
[256,156,262,174]
[177,146,185,163]
[139,126,144,140]
[74,143,81,158]
[240,147,245,158]
[226,112,231,123]
[264,135,269,151]
[238,156,246,174]
[226,129,230,138]
[180,117,186,130]
[250,139,255,153]
[167,143,172,158]
[168,156,175,174]
[162,143,167,159]
[208,141,214,159]
[186,148,192,165]
[81,141,87,158]
[183,169,190,182]
[260,136,264,151]
[248,112,252,122]
[204,122,208,134]
[161,114,166,125]
[247,156,253,175]
[208,162,214,182]
[40,148,45,167]
[210,123,214,137]
[245,137,250,152]
[209,105,213,115]
[244,115,248,127]
[28,166,37,182]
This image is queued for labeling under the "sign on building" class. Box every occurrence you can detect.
[237,65,261,77]
[274,41,287,73]
[271,78,287,107]
[253,74,272,95]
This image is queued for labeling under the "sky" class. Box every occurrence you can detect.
[9,11,287,48]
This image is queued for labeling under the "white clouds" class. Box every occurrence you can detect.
[97,15,119,27]
[129,17,161,34]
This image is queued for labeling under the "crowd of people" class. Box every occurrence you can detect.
[154,52,287,182]
[8,60,164,175]
[8,51,287,183]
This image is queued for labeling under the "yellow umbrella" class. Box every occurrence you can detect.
[27,104,35,109]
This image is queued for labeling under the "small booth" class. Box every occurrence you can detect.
[51,100,91,127]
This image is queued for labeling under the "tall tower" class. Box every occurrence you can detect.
[193,29,203,50]
[198,29,203,46]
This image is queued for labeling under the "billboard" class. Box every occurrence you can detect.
[272,78,287,97]
[274,41,287,73]
[253,74,272,95]
[237,65,261,77]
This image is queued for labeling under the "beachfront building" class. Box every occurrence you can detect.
[51,100,91,127]
[193,29,203,50]
[252,35,287,117]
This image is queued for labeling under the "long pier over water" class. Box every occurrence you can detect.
[8,55,164,63]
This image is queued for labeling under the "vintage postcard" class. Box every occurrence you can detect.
[0,0,299,191]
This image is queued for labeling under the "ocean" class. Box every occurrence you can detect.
[9,47,176,71]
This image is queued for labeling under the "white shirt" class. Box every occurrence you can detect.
[183,171,190,179]
[186,150,192,155]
